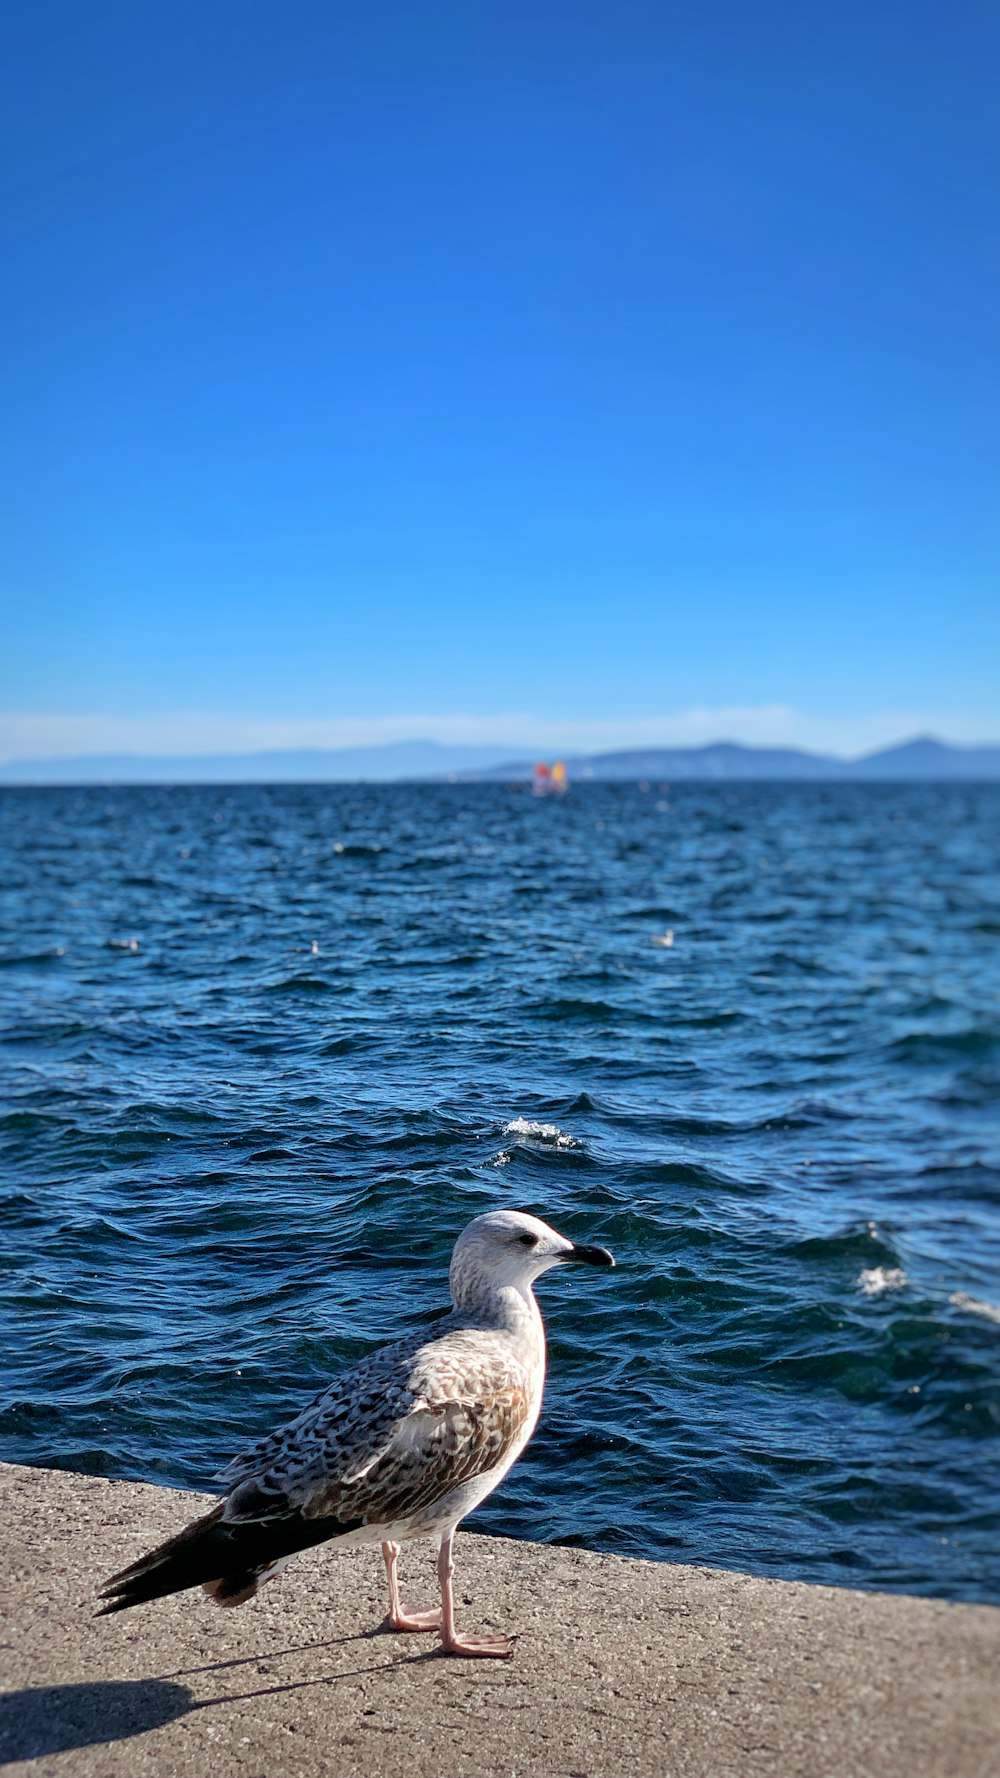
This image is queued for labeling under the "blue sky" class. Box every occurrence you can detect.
[2,0,997,760]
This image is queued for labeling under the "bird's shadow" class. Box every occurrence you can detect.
[163,1629,371,1678]
[0,1636,440,1764]
[0,1680,194,1765]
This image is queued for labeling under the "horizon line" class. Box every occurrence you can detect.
[3,731,1000,782]
[4,702,1000,769]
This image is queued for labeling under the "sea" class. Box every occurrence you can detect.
[1,780,998,1604]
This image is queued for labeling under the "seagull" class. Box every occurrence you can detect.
[98,1209,614,1657]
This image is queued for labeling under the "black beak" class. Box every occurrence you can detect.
[566,1241,615,1268]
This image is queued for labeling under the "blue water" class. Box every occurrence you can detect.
[1,781,998,1603]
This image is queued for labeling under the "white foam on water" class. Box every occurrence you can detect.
[502,1118,582,1150]
[949,1290,1000,1327]
[856,1266,908,1297]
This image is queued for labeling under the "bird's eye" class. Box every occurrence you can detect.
[517,1231,539,1248]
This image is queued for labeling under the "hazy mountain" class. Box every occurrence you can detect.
[848,737,1000,778]
[563,742,841,780]
[0,740,522,784]
[1,734,998,785]
[464,737,1000,782]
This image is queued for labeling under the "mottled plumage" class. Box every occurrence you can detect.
[220,1325,533,1529]
[99,1209,614,1657]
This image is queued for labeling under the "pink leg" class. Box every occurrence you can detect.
[380,1540,442,1633]
[436,1531,512,1658]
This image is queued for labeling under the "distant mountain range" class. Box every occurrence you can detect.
[1,735,998,784]
[467,737,1000,782]
[0,740,514,784]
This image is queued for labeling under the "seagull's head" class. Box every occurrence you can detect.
[450,1209,614,1310]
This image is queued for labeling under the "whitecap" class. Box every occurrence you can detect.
[501,1118,582,1150]
[949,1290,1000,1327]
[856,1266,908,1296]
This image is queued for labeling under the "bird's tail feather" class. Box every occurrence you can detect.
[97,1501,358,1616]
[202,1553,293,1608]
[98,1502,231,1614]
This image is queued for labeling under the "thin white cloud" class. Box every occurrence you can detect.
[0,706,996,765]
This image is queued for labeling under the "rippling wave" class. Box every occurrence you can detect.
[1,781,998,1603]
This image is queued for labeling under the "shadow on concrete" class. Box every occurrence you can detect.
[164,1631,372,1679]
[196,1661,412,1709]
[0,1640,454,1763]
[0,1679,194,1764]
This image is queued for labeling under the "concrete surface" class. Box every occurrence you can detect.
[0,1461,996,1778]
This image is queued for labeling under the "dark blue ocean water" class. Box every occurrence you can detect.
[1,782,998,1603]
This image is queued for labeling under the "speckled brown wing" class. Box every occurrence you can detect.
[219,1324,535,1533]
[305,1378,532,1524]
[217,1327,431,1496]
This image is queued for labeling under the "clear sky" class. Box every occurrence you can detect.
[2,0,997,761]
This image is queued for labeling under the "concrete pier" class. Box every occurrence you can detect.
[1,1462,996,1777]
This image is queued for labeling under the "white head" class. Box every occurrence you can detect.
[449,1209,614,1315]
